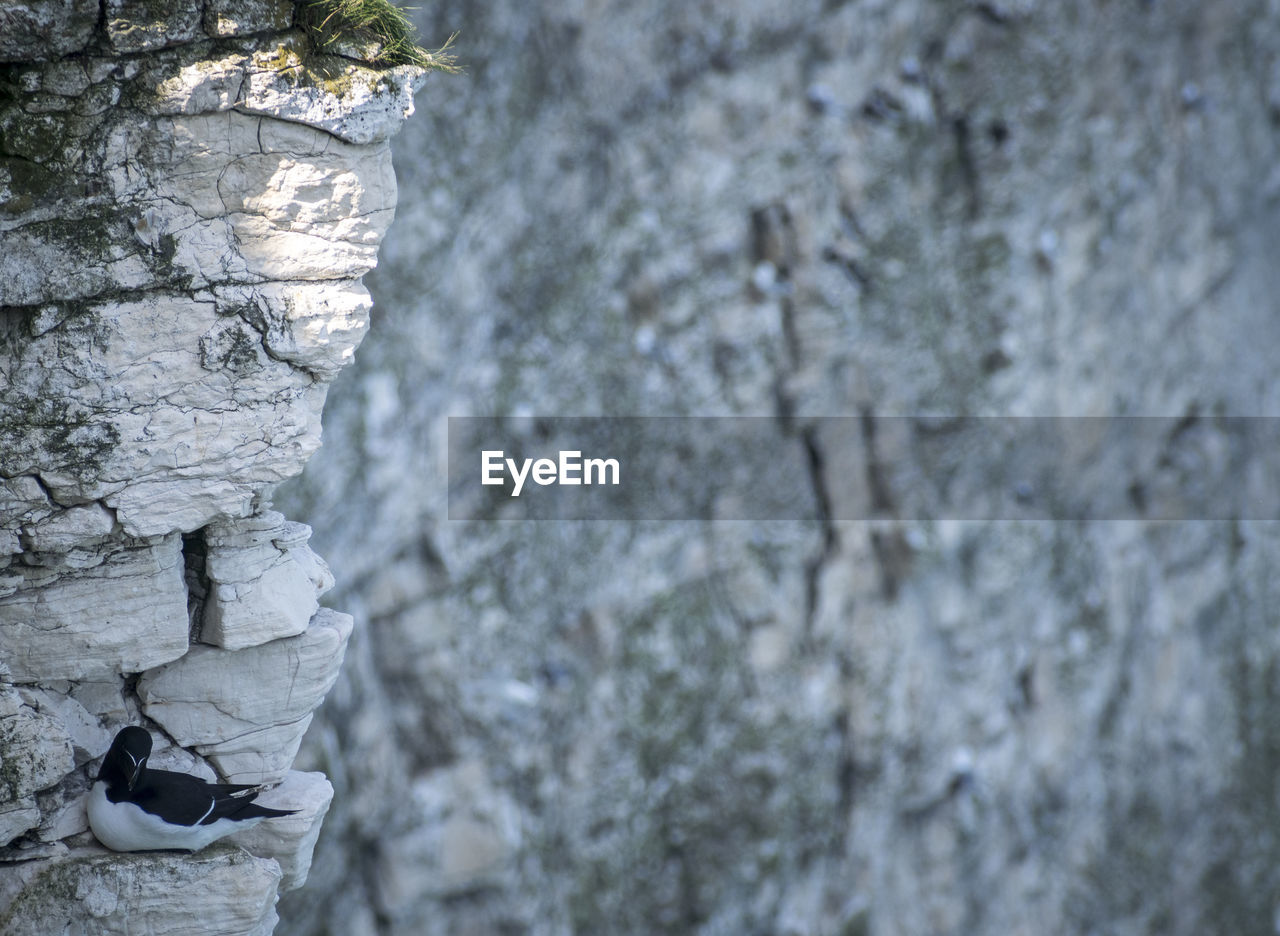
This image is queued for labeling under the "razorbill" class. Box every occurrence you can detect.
[87,726,295,852]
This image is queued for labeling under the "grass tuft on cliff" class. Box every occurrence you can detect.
[298,0,460,71]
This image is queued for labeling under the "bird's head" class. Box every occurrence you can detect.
[102,726,153,791]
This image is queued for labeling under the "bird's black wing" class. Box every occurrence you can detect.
[198,782,297,824]
[133,768,294,825]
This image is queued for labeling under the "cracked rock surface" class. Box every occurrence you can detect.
[139,607,353,783]
[0,32,410,536]
[0,845,283,936]
[0,5,426,934]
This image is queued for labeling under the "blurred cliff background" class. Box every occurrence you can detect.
[276,1,1280,933]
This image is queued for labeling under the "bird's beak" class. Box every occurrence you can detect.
[128,758,145,791]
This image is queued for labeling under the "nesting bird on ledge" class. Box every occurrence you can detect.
[88,726,295,852]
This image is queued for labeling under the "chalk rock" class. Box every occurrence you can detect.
[376,760,522,909]
[0,846,282,935]
[105,0,203,53]
[0,535,187,682]
[200,715,316,785]
[144,51,249,116]
[0,5,424,929]
[230,770,334,891]
[201,511,335,650]
[0,477,52,546]
[0,1,98,62]
[19,503,115,554]
[0,57,394,539]
[204,0,293,38]
[0,687,75,846]
[239,39,429,145]
[223,280,375,379]
[34,789,90,843]
[0,289,332,537]
[0,801,41,849]
[65,679,130,721]
[138,609,354,783]
[16,686,113,766]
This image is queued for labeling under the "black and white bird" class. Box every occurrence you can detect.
[88,726,295,852]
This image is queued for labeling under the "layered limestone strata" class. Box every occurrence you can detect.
[0,4,424,932]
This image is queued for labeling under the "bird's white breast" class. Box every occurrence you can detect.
[87,781,265,852]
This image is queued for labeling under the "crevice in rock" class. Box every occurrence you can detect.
[229,303,327,384]
[950,112,981,220]
[858,408,893,515]
[858,410,913,601]
[182,528,209,645]
[26,473,65,510]
[800,425,836,635]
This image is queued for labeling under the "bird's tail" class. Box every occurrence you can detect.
[238,802,298,820]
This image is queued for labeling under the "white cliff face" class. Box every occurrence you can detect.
[0,847,284,936]
[0,4,426,932]
[0,33,414,539]
[0,535,188,681]
[139,607,354,783]
[200,510,336,651]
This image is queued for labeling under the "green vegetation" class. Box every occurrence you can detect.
[297,0,459,71]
